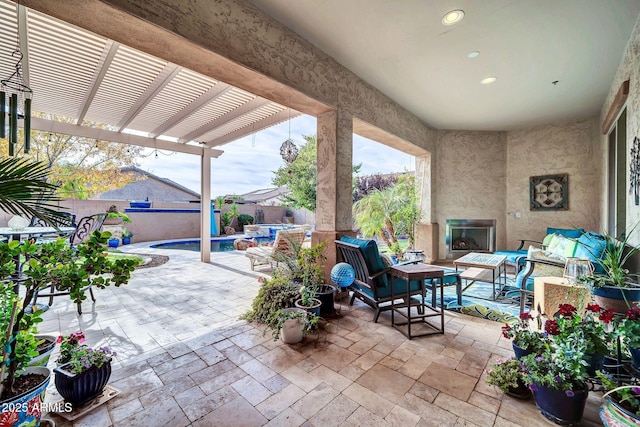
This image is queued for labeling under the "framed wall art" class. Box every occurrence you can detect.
[530,174,568,211]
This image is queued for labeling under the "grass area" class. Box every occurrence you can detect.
[106,252,145,266]
[376,238,409,254]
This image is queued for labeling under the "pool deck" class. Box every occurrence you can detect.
[37,240,604,426]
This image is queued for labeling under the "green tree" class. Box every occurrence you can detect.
[353,173,421,249]
[1,112,144,199]
[272,135,361,211]
[392,174,421,248]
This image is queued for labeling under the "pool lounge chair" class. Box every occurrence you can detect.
[245,228,306,271]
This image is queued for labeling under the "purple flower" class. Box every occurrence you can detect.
[529,384,538,392]
[554,375,561,383]
[565,390,575,397]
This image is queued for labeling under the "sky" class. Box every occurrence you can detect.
[137,114,415,198]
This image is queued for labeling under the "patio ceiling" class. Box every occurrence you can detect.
[0,0,300,157]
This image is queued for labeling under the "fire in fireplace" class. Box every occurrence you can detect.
[446,219,496,259]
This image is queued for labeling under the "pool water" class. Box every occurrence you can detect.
[151,237,273,252]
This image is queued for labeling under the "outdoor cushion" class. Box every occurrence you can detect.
[546,227,585,239]
[373,277,423,299]
[339,236,388,287]
[546,234,578,258]
[574,232,607,274]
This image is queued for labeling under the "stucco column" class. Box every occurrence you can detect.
[313,110,354,277]
[414,153,439,262]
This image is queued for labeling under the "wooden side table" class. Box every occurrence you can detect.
[390,264,445,339]
[533,276,591,315]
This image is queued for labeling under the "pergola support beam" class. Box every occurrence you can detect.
[30,117,223,157]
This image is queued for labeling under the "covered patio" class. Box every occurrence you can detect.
[2,1,640,425]
[39,244,603,426]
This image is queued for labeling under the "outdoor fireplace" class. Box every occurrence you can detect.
[445,219,496,259]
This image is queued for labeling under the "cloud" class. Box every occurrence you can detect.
[137,114,415,197]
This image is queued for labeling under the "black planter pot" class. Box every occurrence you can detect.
[506,379,532,400]
[532,382,588,425]
[54,361,112,408]
[315,284,337,317]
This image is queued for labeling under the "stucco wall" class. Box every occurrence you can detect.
[601,14,640,245]
[504,118,602,248]
[434,130,507,258]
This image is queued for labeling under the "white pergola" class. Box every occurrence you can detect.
[0,0,301,261]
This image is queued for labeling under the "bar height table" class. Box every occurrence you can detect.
[390,264,445,339]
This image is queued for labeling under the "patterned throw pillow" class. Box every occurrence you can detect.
[527,245,565,277]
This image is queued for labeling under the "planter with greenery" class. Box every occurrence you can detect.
[121,229,133,245]
[0,233,136,423]
[273,307,318,344]
[485,357,531,399]
[240,273,300,334]
[521,339,590,425]
[54,331,115,408]
[501,312,549,359]
[597,372,640,426]
[544,303,614,375]
[582,229,640,313]
[104,205,131,226]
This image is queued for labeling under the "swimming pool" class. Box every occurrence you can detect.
[150,236,273,252]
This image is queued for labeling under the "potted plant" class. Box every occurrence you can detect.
[583,229,640,313]
[121,229,133,245]
[617,304,640,368]
[104,205,132,226]
[501,312,549,359]
[521,339,590,425]
[53,331,115,408]
[485,357,531,399]
[296,241,336,316]
[0,233,136,425]
[545,303,615,375]
[240,273,300,334]
[272,307,318,344]
[597,372,640,425]
[295,284,321,316]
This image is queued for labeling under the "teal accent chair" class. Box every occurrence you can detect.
[335,236,461,322]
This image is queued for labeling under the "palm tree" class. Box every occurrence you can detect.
[353,185,403,248]
[0,156,68,225]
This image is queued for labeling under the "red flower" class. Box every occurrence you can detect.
[520,312,533,321]
[599,308,615,323]
[501,324,511,339]
[558,304,577,317]
[258,276,262,283]
[586,303,602,313]
[626,305,640,320]
[545,319,560,335]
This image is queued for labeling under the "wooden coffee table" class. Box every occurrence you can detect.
[453,252,507,301]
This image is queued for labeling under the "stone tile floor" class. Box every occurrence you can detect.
[37,243,605,426]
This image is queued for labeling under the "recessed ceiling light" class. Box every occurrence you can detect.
[481,77,497,85]
[468,51,480,59]
[442,10,465,26]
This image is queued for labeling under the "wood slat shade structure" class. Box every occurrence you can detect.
[601,79,630,134]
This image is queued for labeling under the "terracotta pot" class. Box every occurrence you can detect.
[593,285,640,314]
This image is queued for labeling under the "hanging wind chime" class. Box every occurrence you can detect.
[279,106,298,163]
[1,1,33,156]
